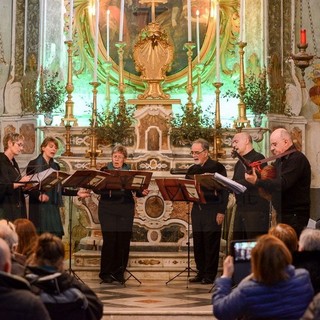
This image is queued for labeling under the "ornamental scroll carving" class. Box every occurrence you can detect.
[133,22,174,99]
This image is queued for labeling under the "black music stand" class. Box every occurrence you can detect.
[156,178,205,287]
[63,169,152,286]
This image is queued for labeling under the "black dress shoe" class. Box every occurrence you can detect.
[189,275,203,283]
[201,278,214,284]
[112,274,125,284]
[100,275,114,283]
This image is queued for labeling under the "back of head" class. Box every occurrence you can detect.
[251,234,292,285]
[13,219,38,256]
[269,223,298,253]
[33,233,65,271]
[0,219,19,252]
[0,238,12,272]
[299,228,320,251]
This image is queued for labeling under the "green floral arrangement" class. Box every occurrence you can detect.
[94,103,135,146]
[34,70,65,114]
[224,73,270,115]
[169,104,214,146]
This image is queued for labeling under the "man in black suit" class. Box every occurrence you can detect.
[186,138,229,284]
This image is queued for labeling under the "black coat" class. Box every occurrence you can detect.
[26,266,103,320]
[0,153,27,221]
[0,270,50,320]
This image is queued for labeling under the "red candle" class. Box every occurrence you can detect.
[300,29,307,45]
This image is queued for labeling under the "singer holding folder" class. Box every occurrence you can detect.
[0,133,31,221]
[186,138,229,284]
[26,137,90,238]
[97,145,149,284]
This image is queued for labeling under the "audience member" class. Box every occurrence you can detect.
[231,132,270,240]
[0,219,24,275]
[96,145,149,284]
[293,228,320,294]
[26,232,103,320]
[0,133,31,221]
[13,218,38,265]
[212,234,314,320]
[301,292,320,320]
[245,128,311,237]
[0,238,50,320]
[186,138,229,284]
[268,223,298,254]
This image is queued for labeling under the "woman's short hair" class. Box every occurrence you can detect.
[111,145,128,158]
[40,137,59,153]
[3,133,24,151]
[251,234,292,285]
[268,223,298,253]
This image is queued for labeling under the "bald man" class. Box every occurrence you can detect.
[231,132,270,240]
[245,128,311,237]
[0,238,50,320]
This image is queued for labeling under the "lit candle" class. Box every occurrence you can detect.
[106,9,110,61]
[239,0,245,42]
[196,10,200,62]
[187,0,192,42]
[93,0,99,82]
[69,0,74,41]
[300,29,307,45]
[216,1,220,82]
[119,0,124,42]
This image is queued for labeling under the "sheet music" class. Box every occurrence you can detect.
[213,172,247,194]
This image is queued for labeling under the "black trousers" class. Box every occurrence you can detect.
[98,202,134,278]
[191,204,222,280]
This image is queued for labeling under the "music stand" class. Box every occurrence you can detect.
[156,178,205,287]
[63,169,152,285]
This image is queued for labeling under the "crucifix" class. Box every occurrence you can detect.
[139,0,168,23]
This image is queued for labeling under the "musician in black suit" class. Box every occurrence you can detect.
[186,139,229,284]
[231,132,270,240]
[245,128,311,237]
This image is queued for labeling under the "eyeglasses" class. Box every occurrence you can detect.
[14,142,24,148]
[190,150,206,156]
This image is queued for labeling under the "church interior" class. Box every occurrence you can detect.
[1,0,320,318]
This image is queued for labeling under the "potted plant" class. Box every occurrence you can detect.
[94,102,135,146]
[169,104,214,146]
[34,70,65,125]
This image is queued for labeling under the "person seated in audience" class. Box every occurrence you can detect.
[212,234,314,320]
[268,223,298,254]
[0,238,51,320]
[301,292,320,320]
[26,232,103,320]
[0,219,25,275]
[293,228,320,295]
[13,218,38,265]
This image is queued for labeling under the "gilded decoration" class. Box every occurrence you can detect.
[133,22,173,99]
[72,0,239,92]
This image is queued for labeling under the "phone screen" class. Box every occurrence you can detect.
[231,240,257,262]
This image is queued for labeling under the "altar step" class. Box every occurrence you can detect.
[72,250,225,281]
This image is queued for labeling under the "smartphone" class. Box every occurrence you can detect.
[230,239,257,285]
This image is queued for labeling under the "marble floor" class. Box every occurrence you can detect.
[83,276,217,320]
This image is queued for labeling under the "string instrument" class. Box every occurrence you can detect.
[231,149,278,201]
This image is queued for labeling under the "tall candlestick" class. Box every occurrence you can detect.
[93,0,99,82]
[106,9,110,61]
[216,1,220,82]
[239,0,245,42]
[119,0,124,42]
[300,29,307,45]
[187,0,192,41]
[69,0,74,41]
[196,10,200,62]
